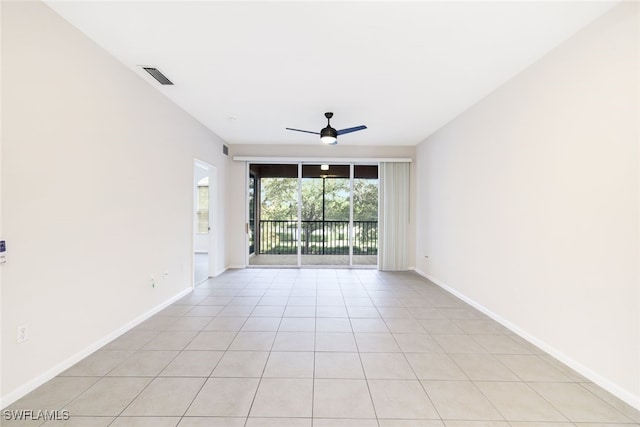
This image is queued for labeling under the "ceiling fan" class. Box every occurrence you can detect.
[286,112,367,145]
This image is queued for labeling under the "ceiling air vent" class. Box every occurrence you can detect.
[142,67,173,85]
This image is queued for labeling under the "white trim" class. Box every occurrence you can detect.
[207,164,217,279]
[297,163,302,267]
[234,156,412,163]
[377,161,381,270]
[193,159,215,286]
[0,287,192,410]
[413,268,640,411]
[245,162,250,267]
[348,163,354,267]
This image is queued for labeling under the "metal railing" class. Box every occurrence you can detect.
[258,220,377,255]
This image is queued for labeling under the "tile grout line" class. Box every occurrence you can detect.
[347,281,382,427]
[16,269,639,426]
[242,275,288,426]
[178,280,254,425]
[370,280,446,425]
[310,276,318,426]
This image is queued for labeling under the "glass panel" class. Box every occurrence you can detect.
[353,165,378,266]
[246,162,378,268]
[301,164,350,266]
[249,164,299,266]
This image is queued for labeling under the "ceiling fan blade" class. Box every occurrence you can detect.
[336,125,367,135]
[286,128,320,135]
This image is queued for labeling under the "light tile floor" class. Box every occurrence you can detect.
[5,269,640,427]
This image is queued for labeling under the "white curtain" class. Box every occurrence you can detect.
[379,162,410,271]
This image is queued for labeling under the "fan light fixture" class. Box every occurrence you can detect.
[320,126,337,145]
[286,112,366,145]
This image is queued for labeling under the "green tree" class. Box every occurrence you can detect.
[259,176,378,254]
[353,179,378,221]
[260,177,378,221]
[301,178,349,221]
[260,178,362,221]
[260,178,298,220]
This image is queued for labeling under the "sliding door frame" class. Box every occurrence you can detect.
[245,159,385,268]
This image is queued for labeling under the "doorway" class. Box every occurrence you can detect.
[194,160,215,284]
[247,162,378,267]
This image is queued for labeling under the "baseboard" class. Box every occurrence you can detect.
[0,287,193,410]
[226,265,246,270]
[413,268,640,411]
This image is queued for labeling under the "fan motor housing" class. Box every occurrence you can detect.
[321,126,337,139]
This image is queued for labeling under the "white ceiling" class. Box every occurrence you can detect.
[44,1,616,146]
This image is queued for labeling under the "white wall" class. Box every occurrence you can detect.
[415,3,639,408]
[227,144,416,268]
[1,1,230,406]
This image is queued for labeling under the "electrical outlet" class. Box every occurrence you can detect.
[164,270,169,279]
[151,276,156,288]
[17,323,29,343]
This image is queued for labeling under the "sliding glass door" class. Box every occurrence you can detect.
[353,165,379,266]
[248,164,299,267]
[301,164,350,266]
[247,162,378,267]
